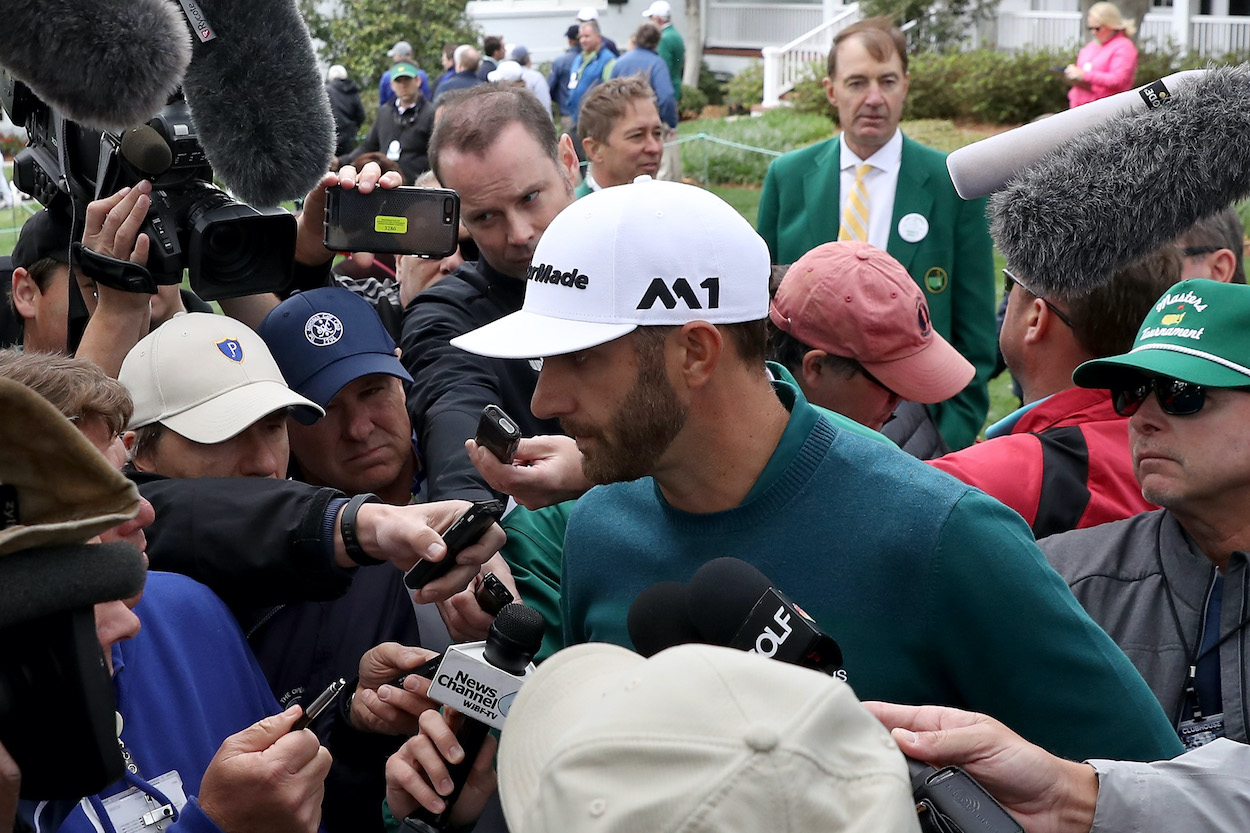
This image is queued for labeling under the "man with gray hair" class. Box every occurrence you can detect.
[435,45,483,101]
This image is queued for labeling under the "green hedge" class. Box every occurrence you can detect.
[770,46,1228,125]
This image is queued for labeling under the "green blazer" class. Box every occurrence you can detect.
[757,133,996,450]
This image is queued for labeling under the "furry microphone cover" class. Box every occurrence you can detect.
[181,0,334,206]
[0,0,191,132]
[990,63,1250,301]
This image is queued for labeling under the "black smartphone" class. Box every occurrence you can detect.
[475,405,521,464]
[475,572,516,616]
[404,499,505,590]
[323,185,460,256]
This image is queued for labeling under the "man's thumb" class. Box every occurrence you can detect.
[220,704,302,755]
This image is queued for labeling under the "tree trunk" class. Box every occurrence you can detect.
[683,0,702,88]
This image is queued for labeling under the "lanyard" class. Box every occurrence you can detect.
[85,716,181,833]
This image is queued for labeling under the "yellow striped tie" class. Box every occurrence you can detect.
[838,163,872,242]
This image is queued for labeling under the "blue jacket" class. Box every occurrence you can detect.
[566,47,618,124]
[548,46,581,114]
[610,47,678,127]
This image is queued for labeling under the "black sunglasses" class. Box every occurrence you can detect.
[1003,268,1074,329]
[1111,377,1209,417]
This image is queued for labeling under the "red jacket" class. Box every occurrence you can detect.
[929,386,1156,538]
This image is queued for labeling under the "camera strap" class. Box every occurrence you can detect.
[71,243,160,295]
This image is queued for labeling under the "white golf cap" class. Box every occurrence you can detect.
[488,60,525,83]
[120,312,323,444]
[498,643,920,833]
[577,6,599,20]
[643,0,672,16]
[451,178,770,359]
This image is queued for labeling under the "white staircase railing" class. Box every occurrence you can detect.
[761,3,861,107]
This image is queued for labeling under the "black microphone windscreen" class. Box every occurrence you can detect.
[991,64,1250,300]
[627,581,703,657]
[119,126,174,176]
[0,0,190,132]
[686,557,773,646]
[181,0,335,206]
[485,603,545,673]
[0,542,146,629]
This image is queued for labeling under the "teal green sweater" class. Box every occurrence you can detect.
[559,381,1184,764]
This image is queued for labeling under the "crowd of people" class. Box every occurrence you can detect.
[4,11,1250,833]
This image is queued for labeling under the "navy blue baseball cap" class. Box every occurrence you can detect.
[259,287,412,422]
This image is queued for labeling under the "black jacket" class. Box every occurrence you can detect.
[326,77,367,156]
[399,259,564,502]
[136,473,421,833]
[339,97,434,183]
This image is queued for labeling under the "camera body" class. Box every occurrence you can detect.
[1,71,296,301]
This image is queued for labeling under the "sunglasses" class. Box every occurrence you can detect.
[1003,268,1074,329]
[1111,377,1209,417]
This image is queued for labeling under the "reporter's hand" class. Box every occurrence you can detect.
[863,702,1098,833]
[435,553,522,642]
[197,705,332,833]
[467,434,591,510]
[343,501,506,604]
[295,162,403,266]
[351,642,442,735]
[384,710,497,826]
[83,182,152,267]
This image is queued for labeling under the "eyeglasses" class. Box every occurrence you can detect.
[1180,245,1220,259]
[859,365,898,398]
[1087,25,1102,32]
[1003,268,1074,329]
[1111,377,1210,417]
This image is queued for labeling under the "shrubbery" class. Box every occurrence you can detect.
[730,45,1229,126]
[680,85,709,120]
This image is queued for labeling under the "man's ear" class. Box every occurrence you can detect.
[10,268,40,319]
[557,133,581,183]
[800,348,829,388]
[583,136,602,165]
[675,321,724,390]
[1209,248,1239,283]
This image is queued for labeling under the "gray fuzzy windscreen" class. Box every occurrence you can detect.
[182,0,335,206]
[0,0,190,132]
[991,63,1250,301]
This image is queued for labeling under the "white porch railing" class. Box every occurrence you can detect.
[996,10,1250,55]
[761,3,860,107]
[705,2,825,49]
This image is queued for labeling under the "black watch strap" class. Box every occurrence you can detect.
[340,493,384,566]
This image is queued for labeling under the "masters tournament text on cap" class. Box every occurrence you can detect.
[451,178,771,359]
[1074,279,1250,389]
[120,312,323,443]
[770,242,974,404]
[260,287,411,411]
[497,643,920,833]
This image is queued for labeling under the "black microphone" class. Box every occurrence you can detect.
[0,0,192,132]
[0,542,147,629]
[403,603,545,832]
[626,580,703,657]
[990,63,1250,300]
[686,557,844,674]
[181,0,335,206]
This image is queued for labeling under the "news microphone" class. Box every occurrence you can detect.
[0,542,147,629]
[687,557,844,674]
[947,70,1205,199]
[180,0,335,206]
[403,602,545,832]
[0,0,191,132]
[991,63,1250,300]
[626,580,703,657]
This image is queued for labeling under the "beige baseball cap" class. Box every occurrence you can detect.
[498,643,920,833]
[120,312,323,444]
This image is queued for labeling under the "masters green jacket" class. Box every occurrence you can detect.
[758,133,996,450]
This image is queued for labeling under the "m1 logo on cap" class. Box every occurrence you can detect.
[305,313,344,347]
[637,277,720,311]
[216,339,244,362]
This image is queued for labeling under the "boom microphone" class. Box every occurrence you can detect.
[0,542,147,629]
[180,0,335,206]
[947,70,1205,200]
[991,63,1250,300]
[0,0,191,132]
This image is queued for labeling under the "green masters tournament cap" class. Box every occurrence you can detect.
[391,62,419,79]
[1074,278,1250,389]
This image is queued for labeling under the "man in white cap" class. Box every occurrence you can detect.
[643,0,684,111]
[575,6,619,55]
[449,178,1182,765]
[121,312,322,479]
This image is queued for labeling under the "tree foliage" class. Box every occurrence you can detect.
[859,0,1001,53]
[300,0,480,101]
